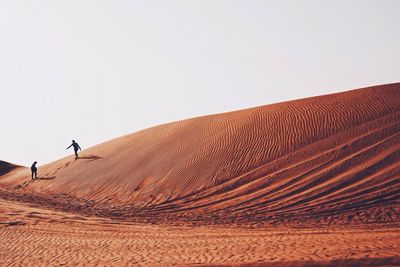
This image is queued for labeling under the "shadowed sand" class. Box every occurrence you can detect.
[0,83,399,265]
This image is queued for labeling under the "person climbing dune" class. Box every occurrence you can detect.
[31,161,38,180]
[66,140,82,159]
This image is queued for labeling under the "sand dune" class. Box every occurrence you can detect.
[1,83,399,225]
[0,161,21,176]
[0,83,399,265]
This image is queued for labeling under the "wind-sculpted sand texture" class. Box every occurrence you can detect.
[0,83,399,265]
[1,83,399,225]
[0,200,399,266]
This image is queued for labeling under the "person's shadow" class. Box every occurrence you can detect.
[76,155,103,162]
[34,176,56,180]
[14,176,56,189]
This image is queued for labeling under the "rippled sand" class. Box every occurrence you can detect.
[1,83,399,265]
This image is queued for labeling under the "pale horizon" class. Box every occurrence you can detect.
[1,0,399,166]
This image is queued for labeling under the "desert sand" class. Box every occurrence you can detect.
[0,83,399,266]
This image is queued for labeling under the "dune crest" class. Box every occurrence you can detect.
[0,161,22,176]
[1,83,399,225]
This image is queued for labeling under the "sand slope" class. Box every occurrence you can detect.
[1,83,399,225]
[0,161,21,176]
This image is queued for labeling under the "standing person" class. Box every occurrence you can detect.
[31,161,38,180]
[67,140,82,159]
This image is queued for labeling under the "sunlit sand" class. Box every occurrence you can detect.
[1,83,399,266]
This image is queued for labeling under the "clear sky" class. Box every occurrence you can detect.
[1,1,399,166]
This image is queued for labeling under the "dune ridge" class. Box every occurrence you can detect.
[1,83,399,225]
[0,161,22,176]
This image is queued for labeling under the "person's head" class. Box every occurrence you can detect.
[72,140,75,143]
[34,161,37,164]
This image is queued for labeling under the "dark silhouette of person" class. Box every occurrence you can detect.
[67,140,82,159]
[31,161,38,180]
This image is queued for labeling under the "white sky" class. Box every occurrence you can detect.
[1,0,399,166]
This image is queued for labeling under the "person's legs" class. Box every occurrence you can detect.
[34,170,37,179]
[31,171,34,180]
[74,149,79,159]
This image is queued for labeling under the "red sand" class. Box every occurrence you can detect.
[0,83,399,266]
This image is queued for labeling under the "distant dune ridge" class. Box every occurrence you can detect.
[0,161,21,176]
[1,83,399,225]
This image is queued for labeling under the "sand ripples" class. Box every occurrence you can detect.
[1,83,399,225]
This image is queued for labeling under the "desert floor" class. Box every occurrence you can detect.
[0,199,399,267]
[1,84,399,266]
